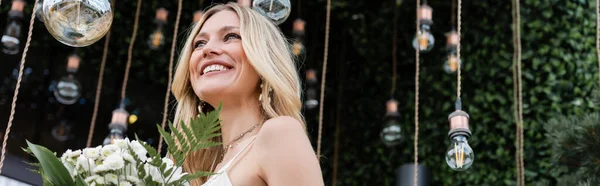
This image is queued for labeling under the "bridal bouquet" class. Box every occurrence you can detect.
[23,105,222,186]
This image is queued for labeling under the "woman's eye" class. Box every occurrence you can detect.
[224,33,241,41]
[194,40,206,48]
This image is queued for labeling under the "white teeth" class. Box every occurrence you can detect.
[202,64,229,75]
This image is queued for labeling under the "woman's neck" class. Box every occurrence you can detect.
[218,99,262,148]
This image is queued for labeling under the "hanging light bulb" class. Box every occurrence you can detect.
[411,3,434,53]
[54,54,82,105]
[103,104,129,145]
[252,0,292,25]
[193,10,204,23]
[42,0,113,47]
[304,69,319,109]
[380,99,403,147]
[148,8,168,50]
[51,120,71,142]
[2,0,26,55]
[237,0,251,7]
[444,53,462,73]
[444,30,461,73]
[445,100,474,171]
[291,40,305,57]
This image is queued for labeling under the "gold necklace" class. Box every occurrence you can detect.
[223,124,260,152]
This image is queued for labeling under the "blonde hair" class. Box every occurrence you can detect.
[171,2,305,184]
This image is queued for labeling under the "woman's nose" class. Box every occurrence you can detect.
[202,40,224,57]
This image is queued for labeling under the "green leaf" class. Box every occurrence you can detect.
[25,140,75,186]
[75,176,88,186]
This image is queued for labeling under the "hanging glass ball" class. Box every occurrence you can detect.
[53,74,82,105]
[412,30,435,53]
[42,0,113,47]
[252,0,291,25]
[444,54,462,73]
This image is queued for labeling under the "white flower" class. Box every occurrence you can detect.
[101,144,120,157]
[83,146,102,160]
[61,149,81,166]
[84,175,100,184]
[161,157,187,183]
[62,149,82,159]
[144,163,164,183]
[94,176,106,184]
[122,152,135,163]
[124,163,139,177]
[144,157,188,184]
[85,175,105,185]
[114,138,130,149]
[125,175,140,184]
[101,153,125,170]
[118,181,133,186]
[62,161,77,177]
[105,173,119,184]
[76,155,96,174]
[129,140,148,162]
[94,164,108,172]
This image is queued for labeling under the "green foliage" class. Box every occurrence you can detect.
[543,86,600,186]
[309,0,599,185]
[22,104,223,185]
[155,103,223,181]
[24,140,76,186]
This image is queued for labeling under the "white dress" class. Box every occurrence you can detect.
[202,136,257,186]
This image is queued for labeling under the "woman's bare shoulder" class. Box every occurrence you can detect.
[253,116,324,185]
[254,116,307,153]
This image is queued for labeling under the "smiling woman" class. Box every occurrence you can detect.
[171,2,324,186]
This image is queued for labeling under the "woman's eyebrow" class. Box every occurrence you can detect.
[196,25,240,39]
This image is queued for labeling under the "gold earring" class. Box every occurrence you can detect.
[258,83,273,103]
[198,100,206,114]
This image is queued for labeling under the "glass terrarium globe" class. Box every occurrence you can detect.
[53,74,82,105]
[252,0,291,25]
[380,119,402,147]
[42,0,113,47]
[445,135,474,171]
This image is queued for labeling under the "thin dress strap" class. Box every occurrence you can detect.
[216,136,257,173]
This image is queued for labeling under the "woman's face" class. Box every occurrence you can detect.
[189,10,260,106]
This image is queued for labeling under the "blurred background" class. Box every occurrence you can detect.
[0,0,599,185]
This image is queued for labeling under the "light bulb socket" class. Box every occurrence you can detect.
[445,30,459,50]
[155,8,169,23]
[417,4,433,25]
[293,19,306,37]
[67,54,81,73]
[386,99,399,114]
[448,109,471,140]
[10,0,26,13]
[305,69,318,83]
[108,122,127,132]
[109,106,129,130]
